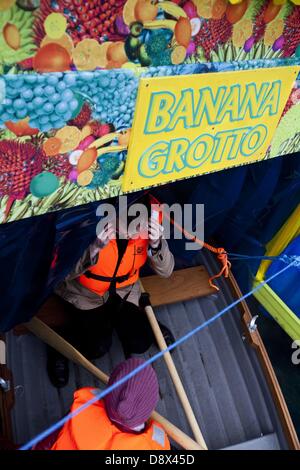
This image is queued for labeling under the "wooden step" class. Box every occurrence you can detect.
[141,266,216,307]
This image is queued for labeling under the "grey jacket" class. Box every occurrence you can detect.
[55,238,174,310]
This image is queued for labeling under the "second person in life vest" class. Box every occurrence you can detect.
[47,195,175,388]
[50,358,171,450]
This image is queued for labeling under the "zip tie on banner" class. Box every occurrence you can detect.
[19,260,296,451]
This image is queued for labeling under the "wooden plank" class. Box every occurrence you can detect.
[0,335,15,445]
[141,266,215,307]
[0,339,5,365]
[35,295,68,328]
[14,296,68,335]
[228,272,300,451]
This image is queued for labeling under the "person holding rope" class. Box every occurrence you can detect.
[47,195,175,388]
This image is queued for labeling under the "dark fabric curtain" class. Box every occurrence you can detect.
[0,202,99,331]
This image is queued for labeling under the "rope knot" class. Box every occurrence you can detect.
[209,248,231,291]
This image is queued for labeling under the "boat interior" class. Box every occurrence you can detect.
[2,250,298,450]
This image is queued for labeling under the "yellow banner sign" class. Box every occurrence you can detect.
[123,66,299,192]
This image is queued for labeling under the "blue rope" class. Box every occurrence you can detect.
[227,252,300,267]
[19,260,296,450]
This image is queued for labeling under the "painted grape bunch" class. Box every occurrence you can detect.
[0,73,78,132]
[0,70,138,132]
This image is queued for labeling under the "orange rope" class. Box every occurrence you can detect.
[163,210,231,291]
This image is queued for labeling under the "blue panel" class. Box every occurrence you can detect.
[266,236,300,317]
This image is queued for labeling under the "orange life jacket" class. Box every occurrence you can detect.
[78,238,148,296]
[51,387,170,450]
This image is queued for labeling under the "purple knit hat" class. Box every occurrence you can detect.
[104,358,159,428]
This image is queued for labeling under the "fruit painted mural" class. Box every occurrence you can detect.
[1,0,300,223]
